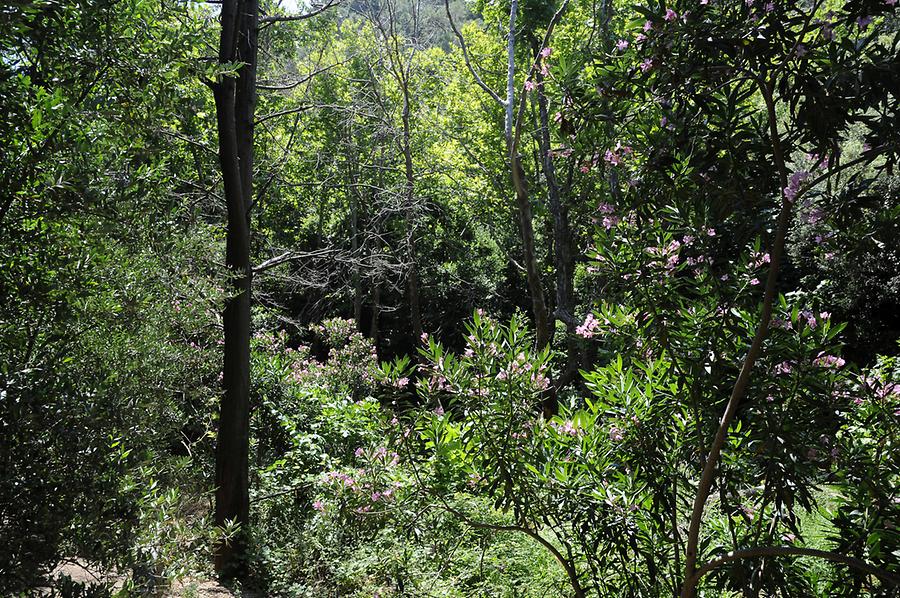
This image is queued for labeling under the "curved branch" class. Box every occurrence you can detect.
[256,58,352,91]
[680,74,792,598]
[443,0,505,107]
[690,546,900,588]
[509,0,570,159]
[252,248,336,273]
[259,0,341,26]
[254,103,315,126]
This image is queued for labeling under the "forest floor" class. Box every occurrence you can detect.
[50,560,237,597]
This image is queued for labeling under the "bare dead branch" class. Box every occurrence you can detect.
[258,0,342,26]
[256,58,352,91]
[253,248,337,273]
[254,104,316,126]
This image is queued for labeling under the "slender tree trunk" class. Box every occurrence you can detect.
[681,75,791,598]
[212,0,257,577]
[533,63,577,390]
[370,282,381,346]
[504,0,550,352]
[510,157,551,351]
[347,126,363,329]
[401,83,423,342]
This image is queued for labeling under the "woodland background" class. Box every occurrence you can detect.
[1,0,899,595]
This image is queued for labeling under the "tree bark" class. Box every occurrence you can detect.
[681,75,791,598]
[347,125,363,329]
[504,0,551,353]
[401,87,423,343]
[212,0,257,578]
[370,282,381,347]
[533,59,577,391]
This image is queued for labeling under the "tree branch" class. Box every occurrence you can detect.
[252,248,336,273]
[680,74,793,598]
[690,546,900,588]
[256,59,351,91]
[443,0,505,107]
[254,103,315,126]
[258,0,341,26]
[510,0,570,159]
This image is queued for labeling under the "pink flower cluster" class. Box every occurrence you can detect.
[774,361,794,375]
[324,470,357,488]
[799,309,819,328]
[576,313,601,338]
[603,142,633,166]
[552,420,580,436]
[814,353,845,368]
[783,171,809,201]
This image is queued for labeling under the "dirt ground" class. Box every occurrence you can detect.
[50,560,237,597]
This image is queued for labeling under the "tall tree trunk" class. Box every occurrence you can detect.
[510,157,551,351]
[370,282,381,347]
[533,57,577,391]
[347,125,363,330]
[401,81,423,342]
[504,0,550,353]
[212,0,257,577]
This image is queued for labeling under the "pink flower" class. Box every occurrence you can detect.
[396,377,409,388]
[312,500,325,511]
[640,58,653,72]
[664,8,677,21]
[420,332,429,342]
[609,426,624,442]
[643,20,653,31]
[814,353,845,368]
[616,39,629,51]
[524,79,537,92]
[604,149,621,165]
[636,33,647,43]
[355,447,365,458]
[576,313,601,338]
[886,0,898,6]
[783,170,809,201]
[775,361,793,375]
[434,405,444,416]
[764,1,774,11]
[540,47,553,58]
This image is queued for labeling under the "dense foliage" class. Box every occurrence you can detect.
[1,0,898,595]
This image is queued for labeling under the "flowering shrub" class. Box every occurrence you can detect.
[826,353,900,595]
[379,291,900,596]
